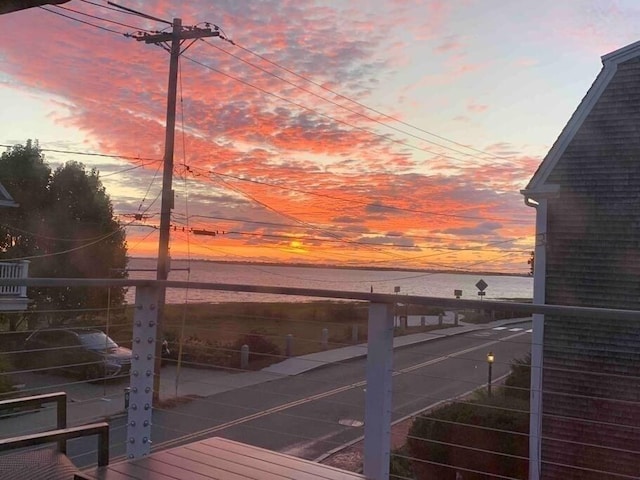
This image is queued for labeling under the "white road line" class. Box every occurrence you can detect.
[493,327,507,330]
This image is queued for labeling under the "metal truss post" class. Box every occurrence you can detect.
[126,285,159,459]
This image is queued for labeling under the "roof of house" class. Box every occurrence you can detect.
[522,39,640,198]
[0,181,18,208]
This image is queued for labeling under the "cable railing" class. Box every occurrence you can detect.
[0,277,639,480]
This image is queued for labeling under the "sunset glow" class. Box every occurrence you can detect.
[2,1,636,274]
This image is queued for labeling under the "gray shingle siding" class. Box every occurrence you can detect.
[540,56,640,479]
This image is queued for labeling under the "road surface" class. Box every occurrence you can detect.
[66,321,532,467]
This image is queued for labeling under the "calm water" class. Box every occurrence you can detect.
[126,258,533,304]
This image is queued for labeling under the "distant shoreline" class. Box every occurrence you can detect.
[129,257,531,278]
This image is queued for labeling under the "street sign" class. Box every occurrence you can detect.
[475,279,488,292]
[454,289,462,298]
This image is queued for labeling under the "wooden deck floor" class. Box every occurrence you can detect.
[89,437,367,479]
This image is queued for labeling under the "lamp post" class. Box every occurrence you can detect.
[487,351,495,397]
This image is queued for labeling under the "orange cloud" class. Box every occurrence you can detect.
[0,1,537,273]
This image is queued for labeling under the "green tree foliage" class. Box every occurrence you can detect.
[0,140,50,258]
[0,141,128,327]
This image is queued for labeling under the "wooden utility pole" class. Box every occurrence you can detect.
[134,19,219,401]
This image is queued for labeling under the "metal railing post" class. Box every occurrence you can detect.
[56,393,67,454]
[126,285,159,459]
[98,424,110,467]
[19,260,29,297]
[363,302,394,480]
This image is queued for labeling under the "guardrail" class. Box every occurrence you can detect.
[0,277,638,480]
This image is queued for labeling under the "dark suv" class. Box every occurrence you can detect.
[23,328,132,380]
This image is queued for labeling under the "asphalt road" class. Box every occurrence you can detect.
[67,321,532,468]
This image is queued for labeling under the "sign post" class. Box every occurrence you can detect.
[475,279,488,300]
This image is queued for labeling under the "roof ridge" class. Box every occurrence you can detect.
[602,39,640,64]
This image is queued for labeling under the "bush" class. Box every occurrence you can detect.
[230,329,281,368]
[0,355,15,396]
[503,354,531,402]
[407,398,529,479]
[390,446,415,478]
[165,334,232,369]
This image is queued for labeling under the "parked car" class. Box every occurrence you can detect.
[23,328,132,380]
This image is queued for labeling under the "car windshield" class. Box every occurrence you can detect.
[78,331,118,351]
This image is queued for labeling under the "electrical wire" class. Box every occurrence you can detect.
[1,218,134,262]
[189,167,531,224]
[181,54,478,163]
[179,212,531,247]
[229,40,508,161]
[52,4,154,32]
[0,144,161,164]
[202,39,506,165]
[39,6,129,36]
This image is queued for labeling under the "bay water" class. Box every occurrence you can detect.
[126,258,533,304]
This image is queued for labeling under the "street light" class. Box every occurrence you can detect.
[487,351,495,397]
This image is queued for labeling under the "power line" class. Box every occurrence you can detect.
[227,40,508,161]
[186,165,531,225]
[1,224,128,262]
[78,0,137,16]
[180,166,521,230]
[39,5,129,36]
[181,54,477,163]
[208,171,411,263]
[0,144,161,163]
[106,1,172,25]
[0,222,118,243]
[202,39,502,164]
[221,230,528,253]
[178,212,531,248]
[52,4,154,32]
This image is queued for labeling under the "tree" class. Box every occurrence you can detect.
[0,141,128,328]
[0,140,50,259]
[0,1,71,15]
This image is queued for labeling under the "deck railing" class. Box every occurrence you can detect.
[0,260,29,297]
[0,277,639,480]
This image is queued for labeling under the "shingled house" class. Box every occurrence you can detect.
[522,41,640,479]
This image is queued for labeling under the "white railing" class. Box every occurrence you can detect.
[0,261,29,297]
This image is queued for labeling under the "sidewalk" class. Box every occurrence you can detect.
[0,316,531,437]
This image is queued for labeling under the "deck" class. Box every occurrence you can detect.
[89,437,367,480]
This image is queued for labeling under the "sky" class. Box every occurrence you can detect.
[1,0,638,274]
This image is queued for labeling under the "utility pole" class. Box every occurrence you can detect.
[134,18,220,401]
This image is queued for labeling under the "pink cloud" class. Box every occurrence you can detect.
[467,102,489,113]
[434,35,465,54]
